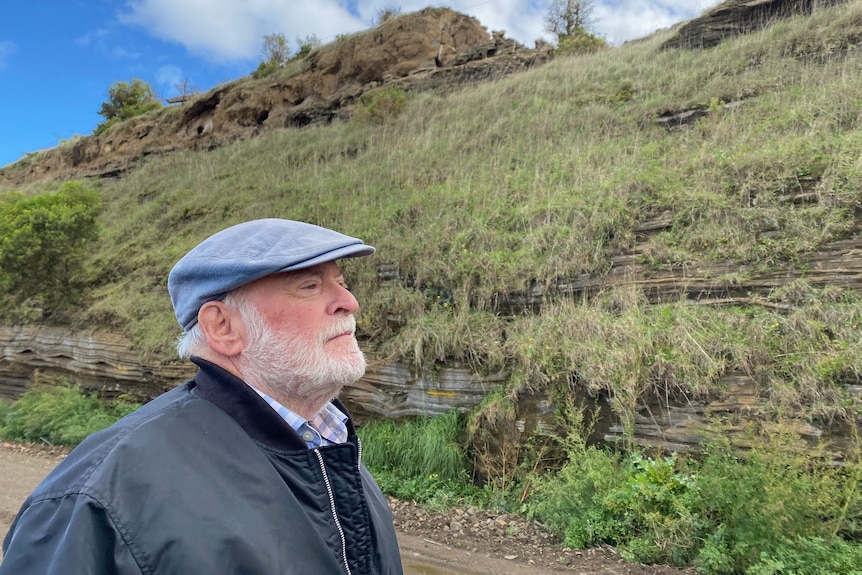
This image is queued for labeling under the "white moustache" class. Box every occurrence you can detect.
[321,316,357,342]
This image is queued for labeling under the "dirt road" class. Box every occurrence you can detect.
[0,443,693,574]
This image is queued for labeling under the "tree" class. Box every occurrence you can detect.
[95,79,161,135]
[373,6,402,27]
[252,33,291,79]
[262,33,290,66]
[544,0,607,55]
[0,181,101,311]
[544,0,593,38]
[174,77,198,101]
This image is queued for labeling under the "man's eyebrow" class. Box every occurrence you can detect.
[288,269,324,281]
[289,266,344,281]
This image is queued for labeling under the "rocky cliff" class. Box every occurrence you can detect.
[0,8,550,187]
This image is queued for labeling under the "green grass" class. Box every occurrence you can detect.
[0,385,140,446]
[358,410,486,509]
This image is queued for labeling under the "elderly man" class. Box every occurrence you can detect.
[1,219,404,574]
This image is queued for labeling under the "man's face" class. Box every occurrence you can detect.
[232,261,366,410]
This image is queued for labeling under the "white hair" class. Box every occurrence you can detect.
[175,291,245,360]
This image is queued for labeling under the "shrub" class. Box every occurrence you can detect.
[527,416,630,548]
[95,79,161,135]
[251,59,282,80]
[0,181,100,312]
[352,86,408,125]
[602,453,702,565]
[689,435,862,575]
[293,34,322,60]
[373,6,402,27]
[527,425,862,574]
[555,29,608,56]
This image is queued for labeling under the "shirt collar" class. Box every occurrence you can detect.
[247,384,349,448]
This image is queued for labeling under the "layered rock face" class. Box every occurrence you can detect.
[2,325,856,466]
[0,325,190,401]
[661,0,848,50]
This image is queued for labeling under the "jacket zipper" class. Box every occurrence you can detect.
[314,448,352,575]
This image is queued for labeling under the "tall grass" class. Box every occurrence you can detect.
[358,410,482,508]
[359,409,468,481]
[0,385,140,446]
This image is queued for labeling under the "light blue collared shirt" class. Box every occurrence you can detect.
[249,386,348,448]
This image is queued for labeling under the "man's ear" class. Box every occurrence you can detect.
[197,301,245,357]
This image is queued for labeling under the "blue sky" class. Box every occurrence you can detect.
[0,1,722,168]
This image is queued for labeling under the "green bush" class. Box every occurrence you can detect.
[555,29,608,56]
[746,537,862,575]
[527,428,862,574]
[251,59,282,80]
[293,34,322,60]
[0,181,100,311]
[689,437,862,575]
[0,385,139,447]
[95,79,161,135]
[602,454,703,565]
[352,87,408,125]
[527,436,630,548]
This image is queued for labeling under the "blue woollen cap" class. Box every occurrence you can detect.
[168,219,375,331]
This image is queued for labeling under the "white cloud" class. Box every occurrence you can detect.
[155,64,183,91]
[593,1,724,44]
[0,40,17,69]
[117,0,725,63]
[118,0,366,62]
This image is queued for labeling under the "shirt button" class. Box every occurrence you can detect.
[301,431,316,442]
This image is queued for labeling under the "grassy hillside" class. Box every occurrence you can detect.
[4,2,862,430]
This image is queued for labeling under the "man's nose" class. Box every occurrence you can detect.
[330,283,360,315]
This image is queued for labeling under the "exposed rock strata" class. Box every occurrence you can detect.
[661,0,848,50]
[1,324,856,463]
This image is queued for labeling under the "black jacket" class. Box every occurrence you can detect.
[1,358,403,574]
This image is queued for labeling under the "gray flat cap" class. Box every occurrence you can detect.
[168,219,375,331]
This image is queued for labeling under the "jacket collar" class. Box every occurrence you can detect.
[189,357,357,450]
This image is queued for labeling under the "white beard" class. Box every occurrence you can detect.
[234,298,366,413]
